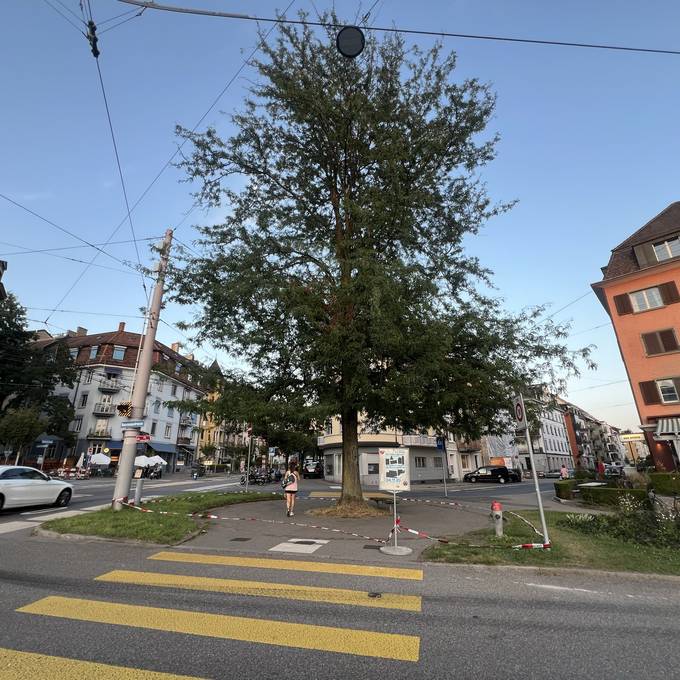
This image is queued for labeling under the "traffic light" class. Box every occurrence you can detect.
[117,402,132,417]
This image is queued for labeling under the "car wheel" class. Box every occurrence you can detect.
[0,494,4,511]
[470,477,477,483]
[498,477,506,484]
[54,489,71,507]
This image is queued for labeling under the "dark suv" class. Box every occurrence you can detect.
[463,465,520,484]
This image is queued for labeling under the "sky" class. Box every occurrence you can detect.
[3,0,680,431]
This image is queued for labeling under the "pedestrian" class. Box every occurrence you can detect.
[560,464,569,480]
[282,461,299,517]
[597,459,605,480]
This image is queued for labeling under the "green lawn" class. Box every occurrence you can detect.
[424,510,680,576]
[42,491,279,544]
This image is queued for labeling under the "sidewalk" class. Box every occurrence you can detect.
[184,495,492,563]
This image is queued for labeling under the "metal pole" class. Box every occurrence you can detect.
[393,490,398,549]
[112,229,173,510]
[522,394,550,545]
[245,432,252,493]
[442,440,448,498]
[134,477,144,506]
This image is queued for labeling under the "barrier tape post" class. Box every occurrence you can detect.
[491,500,503,537]
[379,490,413,556]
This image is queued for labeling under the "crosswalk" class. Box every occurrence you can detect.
[10,549,425,675]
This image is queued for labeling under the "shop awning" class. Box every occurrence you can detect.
[106,440,123,450]
[105,367,122,375]
[655,418,680,437]
[147,442,177,454]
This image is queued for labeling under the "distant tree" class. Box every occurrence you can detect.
[171,17,592,506]
[0,408,46,465]
[0,294,76,413]
[44,396,76,448]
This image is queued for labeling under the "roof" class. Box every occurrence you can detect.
[599,202,680,281]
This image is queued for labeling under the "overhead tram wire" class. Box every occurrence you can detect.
[42,0,86,34]
[0,236,161,257]
[118,0,680,57]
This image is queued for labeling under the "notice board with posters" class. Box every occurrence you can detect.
[378,448,411,492]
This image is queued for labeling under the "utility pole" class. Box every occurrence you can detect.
[112,229,173,510]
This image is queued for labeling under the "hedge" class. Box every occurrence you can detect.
[649,473,680,496]
[554,480,578,499]
[578,486,648,506]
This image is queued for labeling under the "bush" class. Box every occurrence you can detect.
[649,472,680,496]
[574,469,595,480]
[558,495,680,549]
[554,480,578,499]
[578,486,648,506]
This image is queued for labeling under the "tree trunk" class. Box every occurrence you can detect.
[340,407,365,505]
[14,446,22,466]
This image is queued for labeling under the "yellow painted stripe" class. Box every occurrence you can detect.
[149,551,423,581]
[18,597,420,662]
[0,646,204,679]
[309,491,392,499]
[96,570,421,612]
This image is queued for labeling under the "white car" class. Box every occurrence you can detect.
[0,465,73,511]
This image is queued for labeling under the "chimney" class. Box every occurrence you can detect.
[171,342,181,353]
[76,326,87,336]
[118,321,126,332]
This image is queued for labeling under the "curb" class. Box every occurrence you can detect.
[424,560,680,582]
[31,525,204,547]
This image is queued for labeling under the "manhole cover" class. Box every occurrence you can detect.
[230,537,251,542]
[291,540,317,545]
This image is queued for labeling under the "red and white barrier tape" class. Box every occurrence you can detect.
[512,543,552,550]
[120,501,389,544]
[506,511,543,538]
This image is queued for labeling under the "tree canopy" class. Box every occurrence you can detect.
[170,17,592,504]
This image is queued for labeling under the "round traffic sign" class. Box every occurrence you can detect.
[515,401,524,423]
[336,26,365,58]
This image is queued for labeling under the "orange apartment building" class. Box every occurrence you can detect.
[592,202,680,471]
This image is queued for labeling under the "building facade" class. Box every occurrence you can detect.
[36,323,204,471]
[592,202,680,470]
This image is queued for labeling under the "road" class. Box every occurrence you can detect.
[1,521,679,679]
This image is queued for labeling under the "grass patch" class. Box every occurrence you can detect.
[309,502,390,518]
[423,510,680,576]
[42,491,278,544]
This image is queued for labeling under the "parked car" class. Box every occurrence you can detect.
[463,466,520,484]
[302,460,324,479]
[0,465,73,510]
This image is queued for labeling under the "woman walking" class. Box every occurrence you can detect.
[283,461,299,517]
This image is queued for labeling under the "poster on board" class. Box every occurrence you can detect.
[378,448,411,492]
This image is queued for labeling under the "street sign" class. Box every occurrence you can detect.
[36,455,43,464]
[122,420,145,429]
[436,436,445,450]
[378,448,411,492]
[41,440,52,445]
[136,434,151,442]
[513,395,527,431]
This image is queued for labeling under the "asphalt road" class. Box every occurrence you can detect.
[1,525,679,679]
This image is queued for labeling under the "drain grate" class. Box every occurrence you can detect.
[230,537,251,542]
[290,540,317,545]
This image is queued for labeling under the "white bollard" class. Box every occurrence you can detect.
[491,500,503,537]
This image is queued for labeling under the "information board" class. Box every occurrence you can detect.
[378,448,410,492]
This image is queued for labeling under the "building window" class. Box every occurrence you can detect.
[171,384,177,397]
[461,454,470,469]
[324,419,333,435]
[629,287,663,313]
[69,348,78,360]
[78,393,88,408]
[184,389,191,400]
[653,237,680,262]
[167,406,174,418]
[151,421,157,435]
[89,345,99,359]
[72,417,82,433]
[367,463,379,475]
[153,400,160,414]
[434,457,443,467]
[642,329,679,356]
[174,363,181,374]
[83,370,93,384]
[415,457,426,468]
[657,379,679,404]
[157,378,165,393]
[164,424,172,439]
[112,346,125,361]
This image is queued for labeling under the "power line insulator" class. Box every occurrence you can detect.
[87,20,100,58]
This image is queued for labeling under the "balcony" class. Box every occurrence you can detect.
[180,415,192,426]
[177,436,192,446]
[87,428,112,439]
[92,402,115,416]
[99,379,122,393]
[401,434,438,448]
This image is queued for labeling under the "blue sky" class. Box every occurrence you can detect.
[3,0,680,430]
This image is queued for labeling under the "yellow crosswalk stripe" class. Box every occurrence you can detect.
[96,570,422,612]
[0,646,204,679]
[149,551,423,581]
[18,596,420,662]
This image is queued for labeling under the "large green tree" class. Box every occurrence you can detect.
[171,18,591,505]
[0,408,46,465]
[0,294,75,413]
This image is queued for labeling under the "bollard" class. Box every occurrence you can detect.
[134,478,144,506]
[491,500,503,537]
